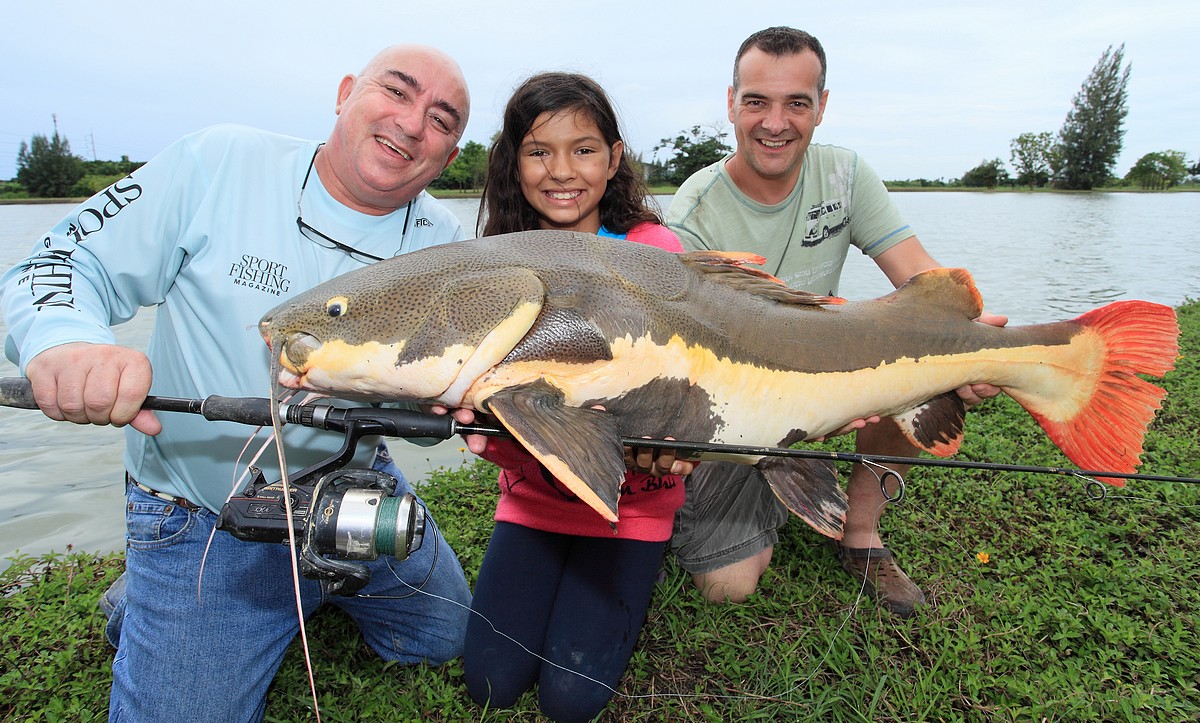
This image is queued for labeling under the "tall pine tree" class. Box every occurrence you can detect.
[1056,44,1131,190]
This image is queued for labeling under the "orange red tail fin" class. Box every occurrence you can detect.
[1027,300,1179,484]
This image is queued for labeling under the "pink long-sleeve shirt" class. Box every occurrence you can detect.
[482,222,687,541]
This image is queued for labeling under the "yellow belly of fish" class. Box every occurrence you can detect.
[465,330,1104,443]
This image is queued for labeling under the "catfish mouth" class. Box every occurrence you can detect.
[260,317,323,388]
[270,331,322,390]
[280,332,322,372]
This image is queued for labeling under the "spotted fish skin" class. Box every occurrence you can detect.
[259,231,1180,535]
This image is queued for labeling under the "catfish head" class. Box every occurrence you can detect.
[259,249,549,407]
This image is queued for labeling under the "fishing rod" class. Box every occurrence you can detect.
[2,377,1197,486]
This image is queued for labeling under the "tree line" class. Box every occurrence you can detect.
[8,44,1196,200]
[958,45,1197,191]
[5,120,144,199]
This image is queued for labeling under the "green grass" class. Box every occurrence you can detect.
[4,301,1199,721]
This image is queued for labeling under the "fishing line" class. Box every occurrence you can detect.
[5,377,1192,708]
[363,504,877,709]
[1073,475,1200,511]
[268,372,324,723]
[370,517,648,695]
[384,553,876,708]
[346,455,1200,710]
[353,509,445,601]
[199,411,287,602]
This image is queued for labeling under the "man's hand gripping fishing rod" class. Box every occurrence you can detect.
[0,377,457,594]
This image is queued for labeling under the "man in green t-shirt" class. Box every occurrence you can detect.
[666,26,1004,617]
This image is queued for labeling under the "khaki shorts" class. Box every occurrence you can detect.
[669,461,790,574]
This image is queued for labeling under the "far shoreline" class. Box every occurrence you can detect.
[3,184,1197,206]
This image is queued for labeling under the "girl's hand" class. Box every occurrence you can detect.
[626,439,695,477]
[429,404,489,454]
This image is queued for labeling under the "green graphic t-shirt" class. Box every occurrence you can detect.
[667,144,914,295]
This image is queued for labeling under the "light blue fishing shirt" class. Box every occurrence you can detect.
[2,124,466,511]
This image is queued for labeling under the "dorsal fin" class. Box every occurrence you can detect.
[681,250,771,273]
[680,250,845,307]
[882,268,983,319]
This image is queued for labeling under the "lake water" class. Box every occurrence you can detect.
[1,192,1198,566]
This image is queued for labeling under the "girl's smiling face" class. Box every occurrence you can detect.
[518,109,622,233]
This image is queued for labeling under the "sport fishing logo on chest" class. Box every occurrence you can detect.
[229,254,292,295]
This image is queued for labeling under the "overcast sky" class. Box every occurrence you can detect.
[3,1,1196,183]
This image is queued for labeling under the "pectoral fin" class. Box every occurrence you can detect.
[485,380,626,522]
[756,457,846,539]
[893,392,967,456]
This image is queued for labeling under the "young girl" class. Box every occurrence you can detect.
[463,72,686,722]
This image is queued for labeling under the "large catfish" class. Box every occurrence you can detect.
[260,231,1179,539]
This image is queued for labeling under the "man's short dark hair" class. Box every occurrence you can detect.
[733,26,827,94]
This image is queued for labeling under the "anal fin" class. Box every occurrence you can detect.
[894,391,966,457]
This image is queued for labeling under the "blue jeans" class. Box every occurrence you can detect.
[106,451,471,722]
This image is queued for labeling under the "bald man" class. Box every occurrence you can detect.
[3,45,473,721]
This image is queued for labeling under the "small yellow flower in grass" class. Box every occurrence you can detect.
[976,551,991,564]
[458,447,467,453]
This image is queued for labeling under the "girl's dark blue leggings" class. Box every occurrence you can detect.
[463,521,666,722]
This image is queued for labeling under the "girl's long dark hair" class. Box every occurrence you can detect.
[478,72,661,237]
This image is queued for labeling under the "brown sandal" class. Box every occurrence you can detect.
[831,542,926,618]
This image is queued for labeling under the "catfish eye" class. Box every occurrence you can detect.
[326,296,350,318]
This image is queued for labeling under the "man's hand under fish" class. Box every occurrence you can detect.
[956,310,1010,406]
